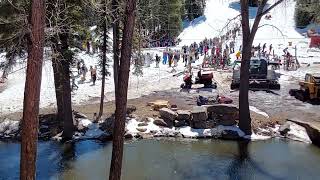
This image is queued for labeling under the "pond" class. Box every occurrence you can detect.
[1,138,320,180]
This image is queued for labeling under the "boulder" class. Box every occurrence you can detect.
[220,130,241,140]
[124,133,133,139]
[148,100,170,111]
[288,119,320,146]
[206,120,216,129]
[171,104,178,109]
[97,133,113,142]
[193,121,207,129]
[99,116,115,134]
[279,122,291,136]
[159,108,178,121]
[191,106,208,122]
[214,115,237,126]
[126,105,137,114]
[177,110,191,121]
[136,127,147,132]
[73,111,87,119]
[137,133,153,139]
[138,122,148,127]
[153,118,168,127]
[192,120,216,129]
[204,104,238,115]
[174,120,186,127]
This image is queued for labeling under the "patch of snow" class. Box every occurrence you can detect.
[244,132,271,141]
[249,106,269,118]
[0,119,19,135]
[78,118,92,127]
[286,123,312,143]
[178,125,245,138]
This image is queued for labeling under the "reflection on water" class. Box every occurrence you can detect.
[0,138,320,180]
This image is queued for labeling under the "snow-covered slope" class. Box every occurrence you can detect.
[178,0,239,46]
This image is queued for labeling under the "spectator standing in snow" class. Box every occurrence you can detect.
[77,61,81,75]
[269,44,273,55]
[262,43,266,53]
[229,41,235,53]
[236,51,241,60]
[155,54,160,68]
[162,51,167,64]
[145,53,151,67]
[90,66,97,85]
[168,50,173,67]
[81,64,88,81]
[211,46,216,56]
[71,73,78,90]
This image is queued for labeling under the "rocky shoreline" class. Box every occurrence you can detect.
[0,102,313,146]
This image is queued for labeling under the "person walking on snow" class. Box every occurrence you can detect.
[162,51,167,64]
[71,73,78,90]
[262,43,266,53]
[155,54,160,68]
[81,64,88,81]
[90,66,97,85]
[77,61,81,75]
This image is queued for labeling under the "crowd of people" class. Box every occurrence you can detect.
[143,37,181,48]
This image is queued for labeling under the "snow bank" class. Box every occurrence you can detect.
[179,125,245,138]
[244,132,271,141]
[0,119,19,135]
[286,122,312,143]
[249,106,269,118]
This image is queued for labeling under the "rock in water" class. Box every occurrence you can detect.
[177,110,191,121]
[159,108,178,121]
[124,133,133,139]
[221,130,241,140]
[136,127,147,132]
[153,118,168,127]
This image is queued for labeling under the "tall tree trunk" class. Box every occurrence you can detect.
[20,0,45,179]
[239,0,282,135]
[97,1,108,121]
[239,0,252,135]
[112,0,120,94]
[109,0,136,180]
[60,31,74,141]
[51,44,64,122]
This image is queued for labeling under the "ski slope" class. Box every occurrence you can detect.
[0,0,319,116]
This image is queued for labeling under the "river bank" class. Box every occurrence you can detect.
[0,88,314,145]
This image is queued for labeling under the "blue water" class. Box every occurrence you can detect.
[0,138,320,180]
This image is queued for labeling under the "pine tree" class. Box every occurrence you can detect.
[109,0,137,179]
[20,0,45,179]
